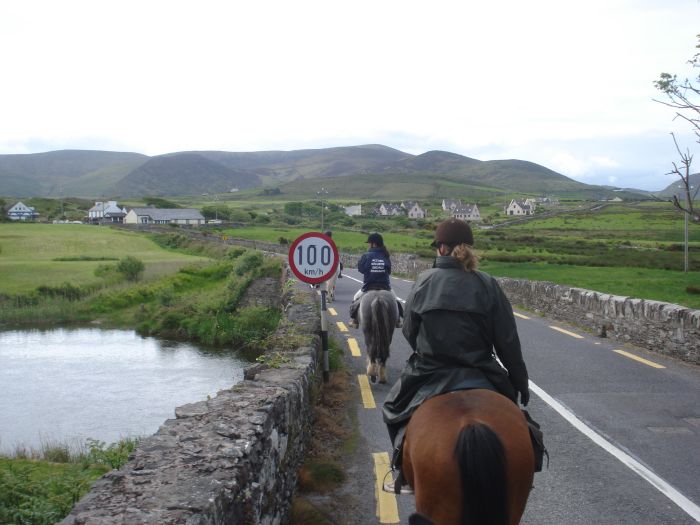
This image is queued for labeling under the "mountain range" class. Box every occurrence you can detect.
[0,145,653,200]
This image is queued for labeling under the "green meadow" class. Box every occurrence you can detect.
[220,200,700,309]
[0,224,209,295]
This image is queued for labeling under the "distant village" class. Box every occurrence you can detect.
[5,196,563,225]
[343,196,560,221]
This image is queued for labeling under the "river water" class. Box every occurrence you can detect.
[0,328,247,454]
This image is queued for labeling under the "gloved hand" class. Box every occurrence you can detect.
[519,388,530,406]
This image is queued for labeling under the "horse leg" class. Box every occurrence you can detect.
[378,362,387,384]
[367,358,377,383]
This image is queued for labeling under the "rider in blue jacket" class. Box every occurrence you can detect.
[349,233,403,328]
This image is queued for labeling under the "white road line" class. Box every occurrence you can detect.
[530,381,700,522]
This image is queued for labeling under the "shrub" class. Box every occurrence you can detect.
[86,438,139,470]
[116,256,145,281]
[36,282,86,301]
[233,251,264,276]
[226,247,247,260]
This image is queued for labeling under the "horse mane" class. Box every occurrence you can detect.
[454,423,509,525]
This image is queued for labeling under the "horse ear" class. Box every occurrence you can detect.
[408,513,436,525]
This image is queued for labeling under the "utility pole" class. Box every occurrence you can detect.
[678,185,692,273]
[317,187,328,231]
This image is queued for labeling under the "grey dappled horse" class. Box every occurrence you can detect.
[359,290,398,383]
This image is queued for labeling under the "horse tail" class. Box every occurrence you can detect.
[369,296,391,362]
[454,423,509,525]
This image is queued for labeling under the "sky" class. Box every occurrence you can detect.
[1,0,699,191]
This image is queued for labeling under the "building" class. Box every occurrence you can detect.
[343,204,362,216]
[88,201,127,223]
[505,199,534,216]
[402,201,427,219]
[452,203,481,222]
[7,201,39,221]
[442,199,462,212]
[124,207,206,226]
[377,203,403,216]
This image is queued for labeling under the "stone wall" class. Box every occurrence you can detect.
[497,278,700,365]
[60,271,322,525]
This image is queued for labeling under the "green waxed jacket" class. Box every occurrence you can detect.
[382,256,529,434]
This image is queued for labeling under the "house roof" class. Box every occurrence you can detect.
[454,204,478,214]
[129,207,205,221]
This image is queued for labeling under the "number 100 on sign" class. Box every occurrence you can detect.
[288,232,339,284]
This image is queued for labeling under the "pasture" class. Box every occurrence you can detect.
[0,224,210,295]
[222,201,700,309]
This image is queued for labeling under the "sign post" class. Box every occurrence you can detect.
[288,232,339,382]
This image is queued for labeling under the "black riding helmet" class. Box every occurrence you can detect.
[431,218,474,248]
[366,232,384,246]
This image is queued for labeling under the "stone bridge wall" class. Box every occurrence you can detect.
[496,278,700,365]
[60,270,322,525]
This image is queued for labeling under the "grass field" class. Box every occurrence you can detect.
[0,224,210,294]
[220,201,700,309]
[480,261,700,309]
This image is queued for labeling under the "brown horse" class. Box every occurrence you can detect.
[402,389,534,525]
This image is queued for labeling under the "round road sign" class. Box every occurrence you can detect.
[288,232,339,284]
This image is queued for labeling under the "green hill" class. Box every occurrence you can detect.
[111,153,261,197]
[654,173,700,200]
[0,150,148,197]
[0,145,651,200]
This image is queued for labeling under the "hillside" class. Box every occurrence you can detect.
[196,144,411,184]
[0,150,148,197]
[655,173,700,200]
[0,145,647,199]
[112,153,262,197]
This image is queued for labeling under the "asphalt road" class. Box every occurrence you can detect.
[324,267,700,525]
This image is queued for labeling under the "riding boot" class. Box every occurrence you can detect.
[349,300,360,328]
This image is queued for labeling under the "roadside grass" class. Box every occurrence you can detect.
[0,224,209,295]
[0,438,139,525]
[481,261,700,309]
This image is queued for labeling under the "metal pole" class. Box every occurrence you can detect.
[320,289,329,382]
[684,205,689,273]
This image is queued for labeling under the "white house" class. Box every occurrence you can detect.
[88,201,127,223]
[505,199,534,216]
[343,204,362,216]
[7,201,38,221]
[402,201,427,219]
[124,207,206,226]
[377,203,403,216]
[442,199,462,212]
[452,204,481,222]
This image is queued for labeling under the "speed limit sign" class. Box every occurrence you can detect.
[288,232,339,284]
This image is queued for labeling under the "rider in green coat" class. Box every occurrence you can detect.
[382,218,530,493]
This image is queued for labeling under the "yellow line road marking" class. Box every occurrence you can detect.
[549,325,584,339]
[514,312,530,319]
[336,321,348,332]
[357,375,376,409]
[614,349,666,369]
[328,307,337,316]
[348,338,361,357]
[373,452,400,524]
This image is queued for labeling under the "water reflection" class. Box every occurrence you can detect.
[0,328,247,453]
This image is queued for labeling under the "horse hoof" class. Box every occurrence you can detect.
[369,374,377,383]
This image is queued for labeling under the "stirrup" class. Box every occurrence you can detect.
[382,469,414,495]
[383,477,414,495]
